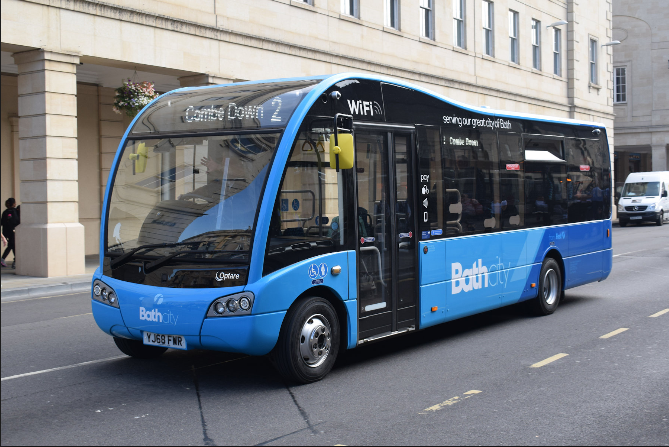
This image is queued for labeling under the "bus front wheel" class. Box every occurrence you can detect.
[271,297,340,384]
[530,258,562,316]
[113,337,167,359]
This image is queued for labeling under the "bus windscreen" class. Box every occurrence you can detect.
[106,133,280,267]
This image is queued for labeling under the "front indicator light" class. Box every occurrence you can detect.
[108,292,117,305]
[101,288,108,301]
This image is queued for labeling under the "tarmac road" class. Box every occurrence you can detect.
[2,224,668,446]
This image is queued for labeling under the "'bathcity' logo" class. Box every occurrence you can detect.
[139,297,179,325]
[452,258,510,295]
[215,272,240,282]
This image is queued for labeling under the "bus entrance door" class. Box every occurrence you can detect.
[354,129,418,342]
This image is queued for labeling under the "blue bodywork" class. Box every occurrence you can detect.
[93,73,612,355]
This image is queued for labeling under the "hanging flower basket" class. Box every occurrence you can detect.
[113,79,159,117]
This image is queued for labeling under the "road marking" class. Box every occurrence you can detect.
[612,248,662,258]
[600,328,629,339]
[1,356,126,382]
[649,309,669,318]
[0,291,86,304]
[530,353,569,368]
[56,313,92,320]
[420,390,482,414]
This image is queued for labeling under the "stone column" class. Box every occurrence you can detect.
[9,116,20,199]
[12,50,85,277]
[651,145,668,171]
[178,74,233,87]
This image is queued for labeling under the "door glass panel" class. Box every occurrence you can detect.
[394,135,417,314]
[356,133,392,323]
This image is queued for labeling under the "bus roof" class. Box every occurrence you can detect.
[167,72,608,130]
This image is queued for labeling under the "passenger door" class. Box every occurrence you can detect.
[354,128,418,341]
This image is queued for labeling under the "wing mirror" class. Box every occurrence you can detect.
[329,113,354,171]
[663,191,668,198]
[129,143,148,173]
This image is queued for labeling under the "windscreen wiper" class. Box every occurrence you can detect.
[108,242,196,270]
[144,249,249,273]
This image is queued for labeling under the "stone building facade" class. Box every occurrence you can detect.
[1,0,615,277]
[611,0,669,192]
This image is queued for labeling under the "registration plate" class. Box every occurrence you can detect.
[630,216,642,220]
[143,331,187,350]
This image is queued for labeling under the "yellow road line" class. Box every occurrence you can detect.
[420,390,482,414]
[530,353,569,368]
[649,309,669,318]
[600,328,629,339]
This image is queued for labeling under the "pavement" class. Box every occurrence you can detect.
[2,223,668,446]
[0,255,99,301]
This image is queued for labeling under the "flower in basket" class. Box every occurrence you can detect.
[113,79,159,117]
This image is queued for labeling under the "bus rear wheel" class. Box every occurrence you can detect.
[113,337,167,359]
[530,258,562,316]
[271,297,340,384]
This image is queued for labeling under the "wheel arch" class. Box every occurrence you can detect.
[280,285,350,353]
[544,249,566,289]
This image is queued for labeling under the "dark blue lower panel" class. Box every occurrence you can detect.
[92,300,126,335]
[200,311,286,356]
[565,250,604,289]
[602,248,613,280]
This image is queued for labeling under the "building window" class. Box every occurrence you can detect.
[300,0,313,5]
[590,38,598,84]
[614,67,627,103]
[385,0,399,29]
[420,0,434,39]
[342,0,358,17]
[553,28,561,76]
[509,10,519,63]
[482,1,494,56]
[453,0,465,48]
[531,19,541,69]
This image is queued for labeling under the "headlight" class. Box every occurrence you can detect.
[92,280,119,308]
[207,292,255,318]
[617,204,624,212]
[647,204,655,211]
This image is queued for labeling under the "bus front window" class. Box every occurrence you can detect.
[106,133,280,265]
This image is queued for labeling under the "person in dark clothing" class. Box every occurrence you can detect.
[1,198,19,268]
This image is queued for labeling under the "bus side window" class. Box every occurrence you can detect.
[498,133,525,229]
[262,131,345,276]
[524,137,568,228]
[594,137,612,219]
[441,128,499,235]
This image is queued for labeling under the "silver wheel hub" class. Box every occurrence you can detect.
[299,314,332,368]
[543,269,559,306]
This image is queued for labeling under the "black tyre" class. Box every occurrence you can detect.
[530,258,563,316]
[619,220,627,227]
[270,297,340,384]
[657,211,664,226]
[113,337,167,359]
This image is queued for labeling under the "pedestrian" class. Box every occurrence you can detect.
[1,198,19,268]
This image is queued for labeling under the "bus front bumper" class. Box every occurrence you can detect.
[92,299,285,356]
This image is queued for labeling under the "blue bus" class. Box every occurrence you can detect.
[92,73,613,383]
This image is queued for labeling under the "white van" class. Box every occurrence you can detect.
[617,171,669,226]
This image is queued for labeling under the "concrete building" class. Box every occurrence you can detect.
[1,0,615,277]
[611,0,669,193]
